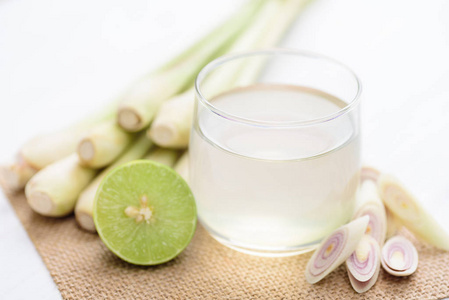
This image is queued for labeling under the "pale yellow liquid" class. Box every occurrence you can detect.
[190,84,360,256]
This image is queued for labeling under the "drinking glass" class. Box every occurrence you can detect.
[190,49,361,257]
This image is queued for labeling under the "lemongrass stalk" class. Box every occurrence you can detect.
[149,0,310,148]
[75,134,153,232]
[149,0,284,148]
[174,152,189,183]
[1,104,116,191]
[117,0,265,132]
[203,0,312,95]
[154,1,263,74]
[21,106,115,170]
[144,148,179,168]
[148,91,195,148]
[1,129,87,192]
[378,174,449,251]
[25,154,96,217]
[77,120,134,168]
[230,0,313,87]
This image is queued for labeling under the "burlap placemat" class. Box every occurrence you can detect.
[3,189,449,299]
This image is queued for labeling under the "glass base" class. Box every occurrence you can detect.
[202,222,320,257]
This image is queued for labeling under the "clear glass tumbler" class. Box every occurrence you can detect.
[190,49,361,257]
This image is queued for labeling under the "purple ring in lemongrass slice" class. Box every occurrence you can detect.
[353,204,386,246]
[346,235,379,282]
[378,174,449,251]
[381,236,418,276]
[305,216,369,284]
[353,180,387,245]
[345,235,381,293]
[361,166,380,183]
[347,268,380,294]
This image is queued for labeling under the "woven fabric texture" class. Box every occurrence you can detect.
[3,190,449,299]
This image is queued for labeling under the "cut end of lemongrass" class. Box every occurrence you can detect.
[149,122,179,147]
[76,211,96,232]
[78,139,95,162]
[0,159,38,192]
[381,236,418,276]
[149,89,194,148]
[118,107,142,132]
[0,166,18,193]
[25,154,97,217]
[1,165,26,192]
[305,216,369,284]
[345,235,380,288]
[77,121,134,168]
[27,190,54,216]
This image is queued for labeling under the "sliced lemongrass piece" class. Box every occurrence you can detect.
[25,154,96,217]
[346,235,380,293]
[347,260,380,293]
[143,148,179,168]
[361,166,380,183]
[174,151,189,183]
[117,0,264,132]
[77,120,134,168]
[148,0,309,148]
[381,236,418,276]
[353,180,387,245]
[353,204,386,246]
[305,216,369,284]
[75,134,153,232]
[378,174,449,251]
[355,180,383,209]
[386,208,402,239]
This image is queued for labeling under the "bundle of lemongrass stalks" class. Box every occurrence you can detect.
[0,0,312,233]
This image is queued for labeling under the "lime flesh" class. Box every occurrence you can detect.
[93,160,197,265]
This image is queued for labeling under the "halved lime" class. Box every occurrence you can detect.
[93,160,197,265]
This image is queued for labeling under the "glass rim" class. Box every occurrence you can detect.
[194,48,362,127]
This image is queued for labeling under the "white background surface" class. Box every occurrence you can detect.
[1,0,449,298]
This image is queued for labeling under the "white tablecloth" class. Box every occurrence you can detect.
[1,0,448,298]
